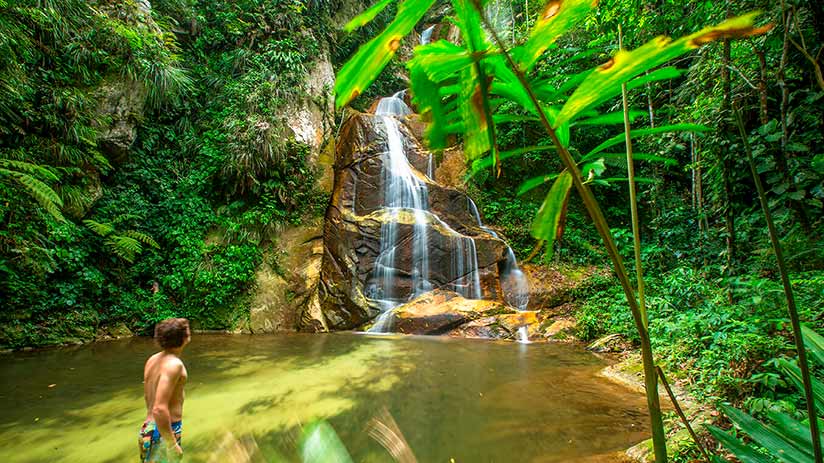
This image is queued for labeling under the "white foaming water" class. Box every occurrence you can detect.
[427,153,434,180]
[420,25,435,45]
[516,325,531,344]
[467,198,529,311]
[369,94,432,332]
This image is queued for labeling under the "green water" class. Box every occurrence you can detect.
[0,333,650,462]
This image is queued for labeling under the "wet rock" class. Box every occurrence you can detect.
[95,323,133,341]
[523,264,599,311]
[249,220,324,333]
[380,289,514,335]
[541,318,577,340]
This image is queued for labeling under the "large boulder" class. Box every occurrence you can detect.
[379,289,514,334]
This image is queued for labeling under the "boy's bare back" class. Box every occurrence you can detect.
[143,352,187,422]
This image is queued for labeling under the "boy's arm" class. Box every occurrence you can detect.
[151,362,183,452]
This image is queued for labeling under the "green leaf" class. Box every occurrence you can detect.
[556,13,771,127]
[802,325,824,366]
[10,172,65,221]
[581,158,606,178]
[512,0,596,71]
[584,123,710,158]
[573,110,646,127]
[0,159,59,181]
[409,40,475,83]
[706,425,774,463]
[299,421,353,463]
[720,404,814,463]
[123,230,160,249]
[777,358,824,406]
[344,0,396,32]
[83,219,115,238]
[766,410,817,453]
[471,144,555,174]
[335,0,436,109]
[409,66,450,149]
[517,173,560,196]
[584,152,678,166]
[531,170,573,246]
[625,66,685,93]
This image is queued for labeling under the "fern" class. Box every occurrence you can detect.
[1,167,65,221]
[83,218,160,263]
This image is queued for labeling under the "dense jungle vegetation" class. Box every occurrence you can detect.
[0,0,822,459]
[0,0,354,345]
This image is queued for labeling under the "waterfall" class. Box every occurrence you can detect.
[420,25,435,46]
[367,92,528,332]
[369,94,435,331]
[467,198,529,311]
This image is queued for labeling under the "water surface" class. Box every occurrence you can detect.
[0,333,649,462]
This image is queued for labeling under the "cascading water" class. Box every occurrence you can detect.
[370,93,431,331]
[367,91,529,332]
[420,25,435,46]
[467,198,529,311]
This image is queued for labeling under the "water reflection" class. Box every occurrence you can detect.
[0,333,650,462]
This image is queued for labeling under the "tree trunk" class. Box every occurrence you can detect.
[755,45,769,125]
[721,14,735,301]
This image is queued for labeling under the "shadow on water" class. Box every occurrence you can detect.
[0,333,650,462]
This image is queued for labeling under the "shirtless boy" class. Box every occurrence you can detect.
[139,318,190,462]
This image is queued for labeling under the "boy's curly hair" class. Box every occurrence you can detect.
[154,318,190,349]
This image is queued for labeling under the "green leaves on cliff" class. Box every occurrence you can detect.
[335,0,436,109]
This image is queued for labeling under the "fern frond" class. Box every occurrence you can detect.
[122,229,159,249]
[105,235,142,263]
[83,219,115,237]
[5,171,65,221]
[0,159,59,181]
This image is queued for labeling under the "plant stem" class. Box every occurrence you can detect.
[734,107,823,463]
[619,25,648,328]
[473,4,667,461]
[656,366,712,462]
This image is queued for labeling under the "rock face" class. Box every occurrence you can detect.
[248,220,324,333]
[308,111,515,330]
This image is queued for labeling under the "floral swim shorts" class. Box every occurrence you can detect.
[139,419,182,462]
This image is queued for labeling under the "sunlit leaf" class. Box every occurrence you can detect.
[517,173,560,196]
[581,158,605,178]
[573,110,645,126]
[335,0,436,109]
[344,0,396,32]
[595,152,678,166]
[409,66,450,149]
[584,123,710,158]
[556,12,771,126]
[513,0,596,71]
[531,170,572,246]
[410,40,475,82]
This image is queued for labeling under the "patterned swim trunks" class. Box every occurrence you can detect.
[139,419,183,462]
